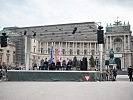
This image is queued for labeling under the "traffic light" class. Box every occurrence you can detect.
[1,33,8,47]
[97,29,104,44]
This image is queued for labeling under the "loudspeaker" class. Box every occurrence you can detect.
[80,61,83,70]
[81,57,87,71]
[105,60,109,65]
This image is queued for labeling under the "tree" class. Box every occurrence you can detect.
[72,56,78,67]
[89,55,95,67]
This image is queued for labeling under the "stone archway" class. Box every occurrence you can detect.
[114,58,121,70]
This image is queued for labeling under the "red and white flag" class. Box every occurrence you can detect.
[54,48,61,64]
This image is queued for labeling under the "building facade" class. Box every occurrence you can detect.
[1,21,133,70]
[105,21,132,69]
[0,38,16,65]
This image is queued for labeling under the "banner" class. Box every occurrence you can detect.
[50,46,54,64]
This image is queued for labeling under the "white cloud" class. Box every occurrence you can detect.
[0,0,133,34]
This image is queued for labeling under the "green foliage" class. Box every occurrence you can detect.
[89,55,95,67]
[72,56,78,67]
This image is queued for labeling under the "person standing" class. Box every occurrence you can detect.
[66,59,72,70]
[40,59,44,70]
[43,58,48,70]
[56,60,61,70]
[49,58,55,70]
[33,63,37,70]
[128,66,133,82]
[62,60,66,70]
[113,68,117,81]
[0,62,2,80]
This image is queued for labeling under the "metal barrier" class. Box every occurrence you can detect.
[7,70,107,82]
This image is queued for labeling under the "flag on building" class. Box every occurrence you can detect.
[54,48,61,64]
[50,46,54,64]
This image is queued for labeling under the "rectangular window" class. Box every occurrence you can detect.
[41,48,43,54]
[84,43,87,48]
[0,49,3,52]
[7,50,10,53]
[91,50,95,55]
[34,48,36,53]
[77,43,80,48]
[70,42,73,47]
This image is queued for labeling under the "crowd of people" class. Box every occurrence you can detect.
[0,62,8,81]
[0,58,133,82]
[33,58,73,71]
[105,67,118,81]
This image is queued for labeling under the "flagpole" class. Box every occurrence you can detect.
[50,42,54,64]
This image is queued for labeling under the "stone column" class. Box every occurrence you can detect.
[83,42,84,55]
[124,35,126,51]
[66,42,67,55]
[25,36,31,70]
[110,36,112,49]
[60,42,62,55]
[39,41,41,53]
[59,42,60,49]
[53,42,55,49]
[87,42,89,55]
[95,42,96,55]
[80,42,81,55]
[106,36,108,51]
[46,42,48,54]
[90,42,92,55]
[75,42,77,55]
[73,42,74,55]
[128,35,130,50]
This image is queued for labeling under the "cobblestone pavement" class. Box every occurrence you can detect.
[0,79,133,100]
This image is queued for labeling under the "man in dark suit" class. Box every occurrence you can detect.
[43,58,48,70]
[56,60,61,70]
[128,66,133,82]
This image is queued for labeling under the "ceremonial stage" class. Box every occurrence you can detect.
[7,70,107,82]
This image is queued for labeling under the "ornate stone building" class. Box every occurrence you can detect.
[0,38,16,65]
[1,21,133,70]
[105,21,132,69]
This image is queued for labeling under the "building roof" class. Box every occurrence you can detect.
[1,22,98,42]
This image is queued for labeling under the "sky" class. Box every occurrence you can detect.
[0,0,133,34]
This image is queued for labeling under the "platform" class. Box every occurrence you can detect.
[7,70,107,81]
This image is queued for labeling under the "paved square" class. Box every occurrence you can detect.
[0,81,133,100]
